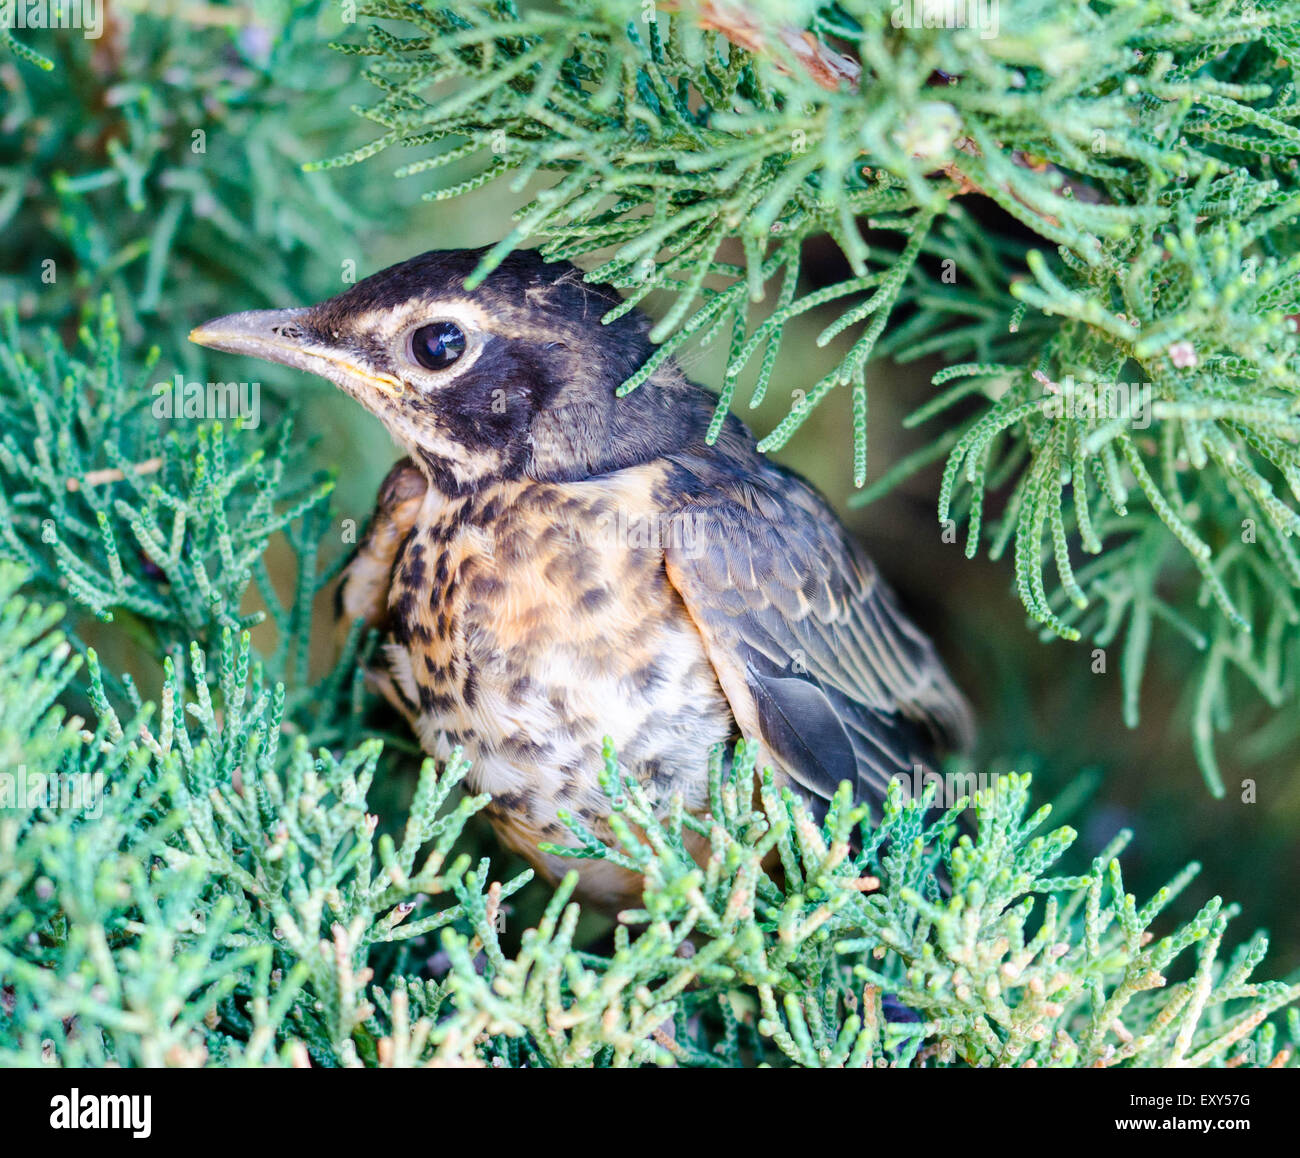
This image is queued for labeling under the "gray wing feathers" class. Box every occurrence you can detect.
[664,468,972,808]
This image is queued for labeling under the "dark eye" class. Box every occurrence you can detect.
[410,321,467,372]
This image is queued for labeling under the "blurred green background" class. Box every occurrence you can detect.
[2,1,1295,971]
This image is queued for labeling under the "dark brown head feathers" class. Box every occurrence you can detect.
[194,246,730,495]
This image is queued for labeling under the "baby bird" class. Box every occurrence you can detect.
[191,247,973,909]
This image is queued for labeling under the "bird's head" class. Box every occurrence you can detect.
[190,247,703,493]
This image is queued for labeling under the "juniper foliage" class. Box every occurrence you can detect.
[0,0,409,356]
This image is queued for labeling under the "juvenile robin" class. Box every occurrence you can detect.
[191,247,973,909]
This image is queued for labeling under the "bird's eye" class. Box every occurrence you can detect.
[409,321,467,372]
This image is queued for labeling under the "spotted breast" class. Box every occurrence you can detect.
[338,456,735,908]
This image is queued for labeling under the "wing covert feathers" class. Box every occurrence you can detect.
[663,463,973,809]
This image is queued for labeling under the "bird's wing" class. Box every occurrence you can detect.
[661,467,973,813]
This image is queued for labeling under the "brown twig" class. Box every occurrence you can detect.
[665,5,1108,225]
[663,0,859,91]
[66,456,163,491]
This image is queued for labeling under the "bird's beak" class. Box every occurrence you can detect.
[189,308,406,399]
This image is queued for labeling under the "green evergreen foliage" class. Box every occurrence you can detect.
[1,2,1297,1067]
[0,300,332,650]
[1,1,408,355]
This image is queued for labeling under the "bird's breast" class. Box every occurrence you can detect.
[380,466,734,896]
